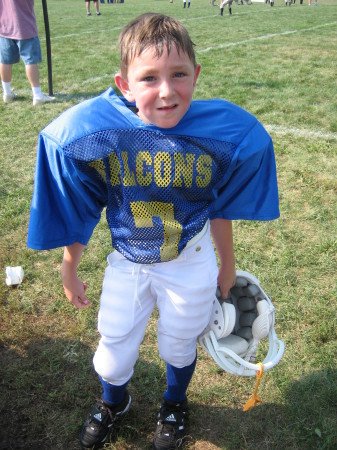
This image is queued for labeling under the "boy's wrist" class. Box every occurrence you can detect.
[62,243,85,272]
[61,259,78,280]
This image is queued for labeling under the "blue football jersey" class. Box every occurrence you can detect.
[27,88,279,264]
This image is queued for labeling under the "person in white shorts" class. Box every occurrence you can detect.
[0,0,55,105]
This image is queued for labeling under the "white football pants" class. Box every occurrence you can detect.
[93,224,218,385]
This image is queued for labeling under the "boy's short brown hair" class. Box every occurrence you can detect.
[118,13,197,79]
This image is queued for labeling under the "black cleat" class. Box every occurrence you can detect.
[153,397,188,449]
[79,392,131,449]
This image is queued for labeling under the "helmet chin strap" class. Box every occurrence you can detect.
[243,363,264,411]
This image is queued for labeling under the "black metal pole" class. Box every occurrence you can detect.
[41,0,53,96]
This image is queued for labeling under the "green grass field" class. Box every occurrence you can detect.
[0,0,336,448]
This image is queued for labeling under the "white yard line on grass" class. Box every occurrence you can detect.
[197,21,337,53]
[40,26,122,41]
[265,125,337,141]
[66,74,113,90]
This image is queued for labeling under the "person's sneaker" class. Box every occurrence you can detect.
[33,93,55,106]
[79,392,131,449]
[152,397,188,450]
[96,11,101,15]
[3,91,16,103]
[87,12,91,16]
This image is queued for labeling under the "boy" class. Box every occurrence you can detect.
[27,13,279,450]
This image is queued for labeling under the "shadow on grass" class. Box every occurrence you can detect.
[0,336,99,450]
[0,336,336,449]
[188,368,337,450]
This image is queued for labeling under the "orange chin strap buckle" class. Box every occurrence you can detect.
[243,363,264,411]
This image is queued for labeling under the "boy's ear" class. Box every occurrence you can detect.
[193,64,201,88]
[115,73,135,102]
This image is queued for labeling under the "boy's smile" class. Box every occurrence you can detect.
[115,45,200,128]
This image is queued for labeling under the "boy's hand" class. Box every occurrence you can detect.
[217,263,236,299]
[62,272,91,309]
[62,243,90,309]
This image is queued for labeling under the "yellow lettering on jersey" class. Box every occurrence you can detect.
[130,201,182,262]
[154,152,171,188]
[109,152,121,186]
[121,151,136,186]
[88,158,106,182]
[172,153,195,188]
[196,155,212,187]
[91,150,213,190]
[136,151,152,186]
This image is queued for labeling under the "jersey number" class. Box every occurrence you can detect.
[130,201,183,262]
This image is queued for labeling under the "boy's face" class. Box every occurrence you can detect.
[115,45,200,129]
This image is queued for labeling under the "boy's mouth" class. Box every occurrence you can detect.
[158,104,178,111]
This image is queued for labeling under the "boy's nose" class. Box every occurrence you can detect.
[158,80,173,98]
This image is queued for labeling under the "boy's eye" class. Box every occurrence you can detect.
[143,76,155,82]
[174,72,186,78]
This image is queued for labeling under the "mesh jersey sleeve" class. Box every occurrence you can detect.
[209,120,279,221]
[27,133,107,250]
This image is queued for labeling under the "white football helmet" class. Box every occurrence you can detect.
[198,271,285,376]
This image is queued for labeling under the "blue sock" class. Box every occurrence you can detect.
[164,354,197,402]
[99,376,129,405]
